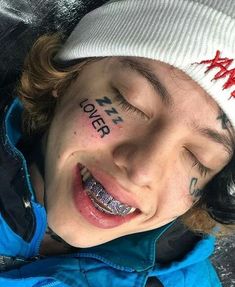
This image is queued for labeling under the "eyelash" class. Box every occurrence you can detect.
[185,148,210,178]
[112,87,149,120]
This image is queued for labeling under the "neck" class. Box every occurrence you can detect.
[27,135,75,255]
[29,162,75,255]
[39,226,76,256]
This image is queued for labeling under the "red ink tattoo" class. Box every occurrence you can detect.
[199,50,235,99]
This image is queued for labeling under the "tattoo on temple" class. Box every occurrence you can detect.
[217,110,232,130]
[189,177,203,198]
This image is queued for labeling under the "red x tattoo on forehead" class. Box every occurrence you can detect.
[199,50,235,99]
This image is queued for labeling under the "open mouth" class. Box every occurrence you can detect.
[80,165,136,216]
[72,164,140,229]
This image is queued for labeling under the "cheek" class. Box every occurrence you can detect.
[162,173,194,213]
[77,115,102,143]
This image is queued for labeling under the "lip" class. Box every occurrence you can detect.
[72,164,140,229]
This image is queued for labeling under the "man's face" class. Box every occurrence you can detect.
[44,57,233,247]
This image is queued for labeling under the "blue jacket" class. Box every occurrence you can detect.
[0,97,222,286]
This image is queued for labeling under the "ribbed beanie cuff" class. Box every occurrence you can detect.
[55,0,235,127]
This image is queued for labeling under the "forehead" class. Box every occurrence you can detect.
[116,56,220,117]
[112,56,235,157]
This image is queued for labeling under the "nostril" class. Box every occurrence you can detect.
[113,143,159,188]
[112,145,130,168]
[126,168,153,188]
[113,144,139,171]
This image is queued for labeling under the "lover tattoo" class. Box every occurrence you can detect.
[80,99,110,138]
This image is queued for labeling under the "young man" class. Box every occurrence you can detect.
[0,0,234,286]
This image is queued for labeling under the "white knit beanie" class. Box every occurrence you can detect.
[55,0,235,127]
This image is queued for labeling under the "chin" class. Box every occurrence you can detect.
[61,232,115,248]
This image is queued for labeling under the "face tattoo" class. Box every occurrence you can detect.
[79,96,124,138]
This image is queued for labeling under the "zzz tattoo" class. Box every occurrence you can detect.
[79,96,124,138]
[96,96,124,125]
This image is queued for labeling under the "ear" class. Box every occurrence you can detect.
[52,90,59,98]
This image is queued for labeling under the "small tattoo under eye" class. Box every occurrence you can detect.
[189,177,203,198]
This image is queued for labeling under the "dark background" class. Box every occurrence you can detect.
[212,236,235,286]
[0,0,234,285]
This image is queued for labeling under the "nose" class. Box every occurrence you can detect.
[113,130,174,188]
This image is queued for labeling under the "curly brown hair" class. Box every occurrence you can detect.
[17,34,100,137]
[17,34,234,237]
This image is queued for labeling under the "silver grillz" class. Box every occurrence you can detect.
[83,177,133,216]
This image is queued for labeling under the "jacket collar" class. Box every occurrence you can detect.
[78,221,175,272]
[5,97,22,147]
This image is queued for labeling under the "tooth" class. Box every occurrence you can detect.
[84,177,96,190]
[91,198,115,215]
[81,166,88,176]
[126,207,136,215]
[82,169,136,216]
[82,171,91,182]
[107,199,123,214]
[96,189,113,205]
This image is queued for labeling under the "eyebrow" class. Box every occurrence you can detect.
[118,57,235,157]
[193,125,234,157]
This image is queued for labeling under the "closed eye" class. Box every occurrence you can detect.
[112,86,149,121]
[184,147,211,178]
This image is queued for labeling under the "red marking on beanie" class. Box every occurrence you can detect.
[199,50,235,99]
